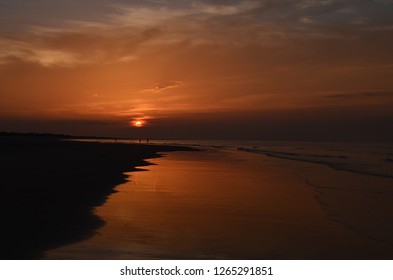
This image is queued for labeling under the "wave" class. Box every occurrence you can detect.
[72,138,393,179]
[237,146,393,179]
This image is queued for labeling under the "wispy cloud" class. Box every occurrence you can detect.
[0,0,393,127]
[1,0,393,66]
[321,91,393,99]
[140,81,184,93]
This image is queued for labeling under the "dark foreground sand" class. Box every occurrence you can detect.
[0,136,192,259]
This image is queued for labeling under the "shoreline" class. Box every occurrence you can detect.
[2,137,392,259]
[238,147,393,179]
[0,137,194,259]
[298,165,393,249]
[45,149,393,260]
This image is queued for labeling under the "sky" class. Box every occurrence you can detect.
[0,0,393,140]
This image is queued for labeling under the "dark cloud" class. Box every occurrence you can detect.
[324,91,393,98]
[152,81,183,92]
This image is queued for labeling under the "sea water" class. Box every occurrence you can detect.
[153,140,393,179]
[47,140,393,259]
[72,138,393,178]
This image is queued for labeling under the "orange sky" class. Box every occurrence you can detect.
[1,0,392,140]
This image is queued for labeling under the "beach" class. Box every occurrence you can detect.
[1,0,393,273]
[43,146,393,260]
[0,136,192,259]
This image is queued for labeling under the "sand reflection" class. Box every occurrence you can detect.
[45,149,391,259]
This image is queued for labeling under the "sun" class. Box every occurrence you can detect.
[133,120,144,127]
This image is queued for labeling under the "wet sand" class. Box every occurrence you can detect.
[45,148,393,259]
[0,136,192,259]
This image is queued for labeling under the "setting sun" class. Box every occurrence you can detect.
[133,120,143,128]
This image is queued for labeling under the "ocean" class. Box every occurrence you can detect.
[74,138,393,179]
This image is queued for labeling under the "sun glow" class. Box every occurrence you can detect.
[133,120,144,127]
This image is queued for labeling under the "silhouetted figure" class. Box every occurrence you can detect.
[146,138,149,144]
[138,139,141,144]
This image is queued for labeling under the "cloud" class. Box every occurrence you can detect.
[140,81,184,93]
[191,1,260,15]
[321,91,393,99]
[0,26,164,66]
[2,0,393,67]
[0,0,393,130]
